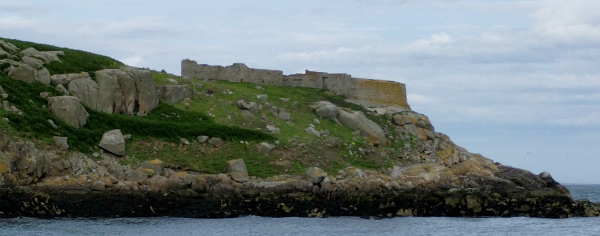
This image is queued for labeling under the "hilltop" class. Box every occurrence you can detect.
[0,37,598,218]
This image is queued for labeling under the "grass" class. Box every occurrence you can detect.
[0,37,123,75]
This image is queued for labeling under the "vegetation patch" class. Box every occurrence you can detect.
[1,37,123,75]
[0,72,273,154]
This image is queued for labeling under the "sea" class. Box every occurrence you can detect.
[1,185,599,236]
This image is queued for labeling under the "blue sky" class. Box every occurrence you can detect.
[2,0,599,184]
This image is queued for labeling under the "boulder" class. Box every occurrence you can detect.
[278,111,291,121]
[156,85,191,104]
[100,155,125,180]
[314,102,340,120]
[180,138,190,145]
[197,135,209,143]
[225,159,249,182]
[56,84,69,95]
[124,168,148,183]
[95,69,134,114]
[237,100,259,114]
[305,167,329,187]
[140,159,164,176]
[305,127,320,137]
[99,129,126,156]
[259,142,276,154]
[22,56,44,69]
[0,40,18,54]
[147,175,171,192]
[51,72,90,85]
[68,76,99,109]
[338,110,388,145]
[266,125,280,135]
[47,96,88,128]
[7,63,36,83]
[129,69,159,116]
[20,47,63,63]
[53,136,69,150]
[207,137,224,147]
[36,68,51,85]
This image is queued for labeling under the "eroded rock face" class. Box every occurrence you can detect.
[68,68,159,116]
[47,96,88,128]
[99,129,126,156]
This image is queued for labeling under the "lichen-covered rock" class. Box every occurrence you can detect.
[99,129,126,156]
[47,96,88,128]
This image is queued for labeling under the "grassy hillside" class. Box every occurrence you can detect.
[0,37,123,76]
[0,38,410,178]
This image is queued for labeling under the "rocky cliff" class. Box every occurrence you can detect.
[0,38,599,219]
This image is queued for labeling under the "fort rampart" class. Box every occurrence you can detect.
[181,59,409,108]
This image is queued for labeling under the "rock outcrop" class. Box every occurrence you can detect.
[312,101,388,145]
[47,96,88,128]
[68,68,159,116]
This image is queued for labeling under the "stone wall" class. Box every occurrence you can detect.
[182,59,283,86]
[182,59,409,108]
[352,78,409,107]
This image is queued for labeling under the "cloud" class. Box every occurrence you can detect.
[120,56,144,67]
[0,16,37,30]
[548,112,600,126]
[530,0,600,44]
[407,93,440,106]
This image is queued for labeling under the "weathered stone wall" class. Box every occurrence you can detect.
[182,59,409,108]
[181,59,284,86]
[351,78,409,108]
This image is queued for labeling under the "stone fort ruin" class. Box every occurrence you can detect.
[181,59,409,108]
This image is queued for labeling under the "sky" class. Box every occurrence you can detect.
[1,0,599,184]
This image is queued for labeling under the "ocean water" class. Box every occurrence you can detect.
[1,185,599,236]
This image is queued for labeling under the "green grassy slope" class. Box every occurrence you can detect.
[0,38,411,178]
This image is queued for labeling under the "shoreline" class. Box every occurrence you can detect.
[2,179,599,219]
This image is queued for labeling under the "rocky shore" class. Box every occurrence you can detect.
[1,135,598,219]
